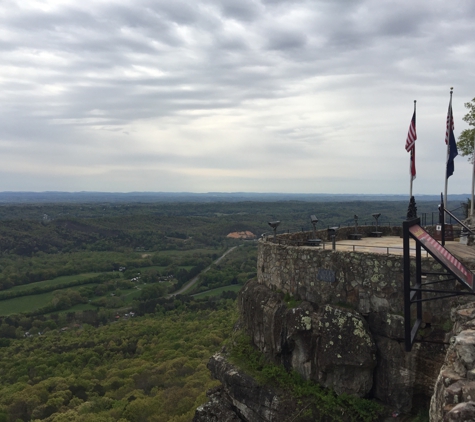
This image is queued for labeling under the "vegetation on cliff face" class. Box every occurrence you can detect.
[228,331,384,422]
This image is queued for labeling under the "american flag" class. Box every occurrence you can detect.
[405,112,416,152]
[405,112,416,179]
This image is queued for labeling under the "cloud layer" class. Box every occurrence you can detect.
[1,0,475,194]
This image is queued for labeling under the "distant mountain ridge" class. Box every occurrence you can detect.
[0,192,469,204]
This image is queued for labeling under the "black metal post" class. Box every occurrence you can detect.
[403,219,412,351]
[415,235,422,333]
[406,195,418,220]
[440,193,445,246]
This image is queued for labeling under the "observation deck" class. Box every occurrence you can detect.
[262,225,475,265]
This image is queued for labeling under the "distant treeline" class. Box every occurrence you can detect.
[0,200,466,256]
[0,191,470,204]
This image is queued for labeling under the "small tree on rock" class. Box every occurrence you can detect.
[457,97,475,161]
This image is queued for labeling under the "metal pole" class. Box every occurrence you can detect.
[410,100,416,198]
[440,193,446,247]
[444,88,453,222]
[471,132,475,217]
[403,220,412,351]
[416,237,422,329]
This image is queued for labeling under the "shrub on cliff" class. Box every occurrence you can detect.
[228,331,383,422]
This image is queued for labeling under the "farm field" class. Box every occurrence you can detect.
[193,284,242,298]
[0,291,57,316]
[7,273,100,293]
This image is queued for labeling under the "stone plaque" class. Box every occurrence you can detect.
[317,268,335,283]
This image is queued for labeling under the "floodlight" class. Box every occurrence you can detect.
[310,215,319,239]
[371,213,382,236]
[349,214,362,240]
[268,221,281,238]
[328,226,339,250]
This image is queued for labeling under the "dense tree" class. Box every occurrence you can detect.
[457,97,475,160]
[0,305,237,421]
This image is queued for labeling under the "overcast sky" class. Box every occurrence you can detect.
[1,0,475,194]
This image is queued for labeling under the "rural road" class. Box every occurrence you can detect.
[169,246,238,297]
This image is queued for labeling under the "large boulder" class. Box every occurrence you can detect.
[430,303,475,421]
[193,353,291,422]
[239,279,377,397]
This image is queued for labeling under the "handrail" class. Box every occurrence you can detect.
[263,237,430,257]
[442,207,475,235]
[261,222,396,238]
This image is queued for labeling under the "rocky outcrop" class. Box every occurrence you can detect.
[430,303,475,421]
[239,279,376,397]
[238,278,448,412]
[193,353,369,422]
[195,232,475,420]
[193,354,304,422]
[253,237,469,412]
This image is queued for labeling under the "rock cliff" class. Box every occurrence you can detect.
[194,230,475,421]
[193,353,291,422]
[430,302,475,421]
[193,353,375,422]
[239,279,377,397]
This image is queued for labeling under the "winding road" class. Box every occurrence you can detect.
[169,246,238,297]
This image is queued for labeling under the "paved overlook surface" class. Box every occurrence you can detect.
[324,236,475,264]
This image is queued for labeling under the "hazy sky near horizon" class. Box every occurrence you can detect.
[2,0,475,194]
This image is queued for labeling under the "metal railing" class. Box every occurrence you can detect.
[261,221,396,238]
[262,237,430,257]
[321,242,430,257]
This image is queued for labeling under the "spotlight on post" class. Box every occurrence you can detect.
[327,226,339,250]
[370,213,382,237]
[348,214,362,240]
[268,221,281,238]
[310,215,319,237]
[306,215,321,246]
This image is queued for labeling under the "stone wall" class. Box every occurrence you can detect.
[237,233,468,413]
[257,234,447,321]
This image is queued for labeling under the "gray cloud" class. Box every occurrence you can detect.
[0,0,474,193]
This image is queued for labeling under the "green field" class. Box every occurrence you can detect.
[120,288,142,302]
[0,283,148,316]
[0,268,178,316]
[0,291,57,315]
[154,247,221,257]
[60,303,98,313]
[0,220,235,317]
[7,273,101,293]
[138,265,194,273]
[193,284,242,298]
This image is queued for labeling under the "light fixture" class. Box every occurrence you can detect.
[268,221,281,238]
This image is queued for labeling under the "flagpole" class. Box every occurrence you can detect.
[409,100,416,198]
[471,131,475,217]
[444,87,453,221]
